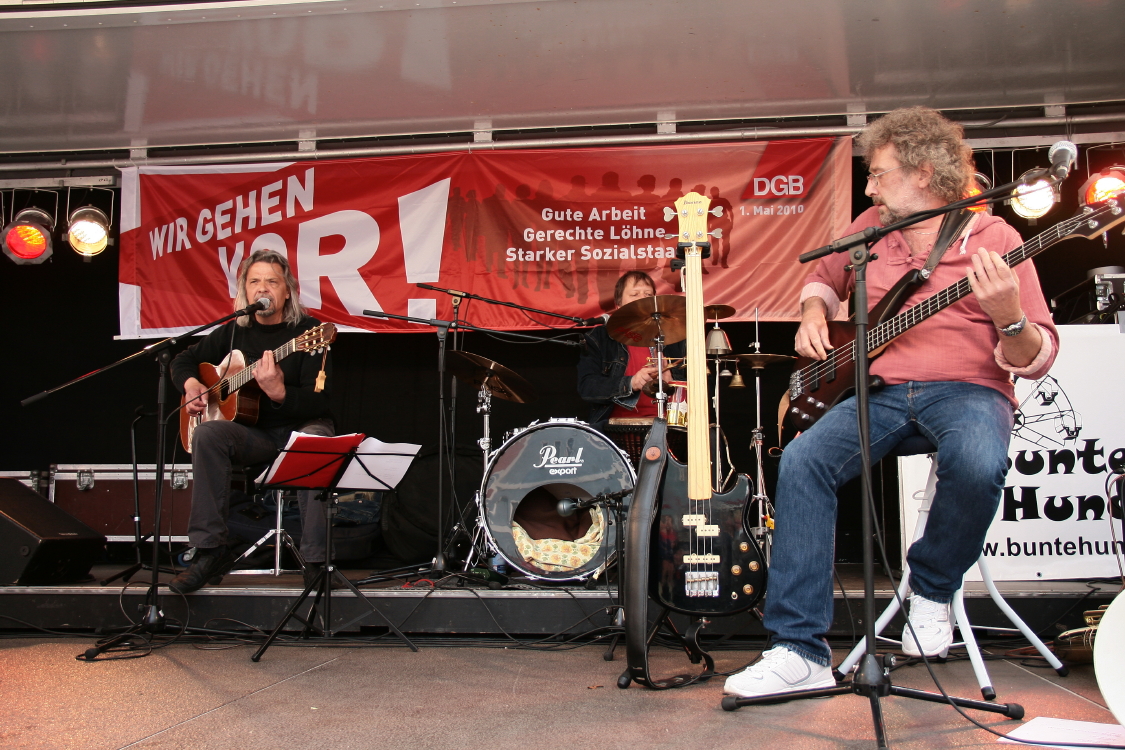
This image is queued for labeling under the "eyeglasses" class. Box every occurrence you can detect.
[866,165,905,187]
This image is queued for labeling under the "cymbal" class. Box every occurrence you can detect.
[736,352,797,369]
[605,295,687,347]
[703,304,735,320]
[446,351,536,403]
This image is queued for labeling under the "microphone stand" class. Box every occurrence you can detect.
[416,282,589,324]
[361,308,582,577]
[22,307,262,661]
[722,177,1047,742]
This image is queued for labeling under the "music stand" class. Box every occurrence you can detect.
[251,433,420,661]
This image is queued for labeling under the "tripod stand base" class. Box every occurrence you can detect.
[77,601,167,660]
[251,565,418,661]
[720,679,1024,720]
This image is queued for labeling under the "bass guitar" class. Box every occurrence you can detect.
[179,322,336,452]
[783,192,1125,432]
[623,192,766,689]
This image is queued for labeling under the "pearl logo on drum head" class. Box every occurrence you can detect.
[533,445,584,475]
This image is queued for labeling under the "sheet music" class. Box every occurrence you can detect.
[335,437,421,491]
[1000,716,1125,749]
[258,432,366,487]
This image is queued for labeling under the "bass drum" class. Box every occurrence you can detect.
[481,419,635,581]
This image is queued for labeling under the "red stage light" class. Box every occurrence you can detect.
[1081,167,1125,206]
[2,207,54,265]
[6,224,49,258]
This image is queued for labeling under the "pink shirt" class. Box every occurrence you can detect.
[801,207,1058,406]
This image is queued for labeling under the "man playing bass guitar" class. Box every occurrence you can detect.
[169,249,335,594]
[725,107,1059,697]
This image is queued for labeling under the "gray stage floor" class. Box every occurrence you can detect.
[0,638,1117,750]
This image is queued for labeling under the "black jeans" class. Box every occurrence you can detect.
[188,417,335,563]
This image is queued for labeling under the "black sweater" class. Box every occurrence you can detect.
[170,316,333,431]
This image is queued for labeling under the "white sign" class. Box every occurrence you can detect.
[900,325,1125,581]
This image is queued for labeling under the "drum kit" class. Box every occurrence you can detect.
[447,296,794,583]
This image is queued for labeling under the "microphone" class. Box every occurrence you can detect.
[236,297,272,316]
[416,283,468,298]
[1048,140,1078,181]
[576,314,608,327]
[557,488,633,516]
[557,497,597,517]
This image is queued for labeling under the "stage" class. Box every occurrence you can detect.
[0,563,1113,641]
[0,634,1114,750]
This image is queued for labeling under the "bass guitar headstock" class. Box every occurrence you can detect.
[665,193,725,249]
[1063,183,1125,241]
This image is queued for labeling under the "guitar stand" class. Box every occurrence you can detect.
[100,409,181,587]
[616,608,716,689]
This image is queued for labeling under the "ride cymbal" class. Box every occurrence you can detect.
[605,294,687,347]
[446,351,536,403]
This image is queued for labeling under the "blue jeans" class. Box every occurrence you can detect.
[763,382,1014,666]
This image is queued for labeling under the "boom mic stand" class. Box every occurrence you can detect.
[361,308,582,579]
[718,169,1067,743]
[21,306,267,661]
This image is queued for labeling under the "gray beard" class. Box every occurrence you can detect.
[876,203,906,225]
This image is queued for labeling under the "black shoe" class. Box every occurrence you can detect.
[168,547,233,594]
[303,562,348,591]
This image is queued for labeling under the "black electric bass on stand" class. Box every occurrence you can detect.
[622,192,766,690]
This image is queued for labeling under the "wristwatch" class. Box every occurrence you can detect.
[998,314,1028,337]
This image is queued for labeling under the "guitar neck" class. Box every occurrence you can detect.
[819,210,1093,373]
[867,217,1076,351]
[672,191,714,502]
[683,247,712,501]
[226,339,296,392]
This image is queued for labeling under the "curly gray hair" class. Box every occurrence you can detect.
[856,107,975,204]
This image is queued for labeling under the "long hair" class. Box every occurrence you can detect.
[856,107,974,204]
[234,250,306,327]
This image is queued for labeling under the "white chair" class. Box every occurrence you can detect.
[837,437,1067,699]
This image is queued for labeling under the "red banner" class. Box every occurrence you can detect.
[118,139,851,338]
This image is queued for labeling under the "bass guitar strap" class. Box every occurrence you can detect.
[919,208,976,278]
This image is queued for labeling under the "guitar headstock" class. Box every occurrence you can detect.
[672,192,713,246]
[1064,186,1125,241]
[296,322,338,353]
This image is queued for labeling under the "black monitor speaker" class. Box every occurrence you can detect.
[0,478,106,585]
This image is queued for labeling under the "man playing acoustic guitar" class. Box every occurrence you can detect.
[169,249,335,594]
[725,107,1059,697]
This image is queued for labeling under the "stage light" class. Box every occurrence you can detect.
[966,173,992,213]
[1010,170,1056,220]
[1079,166,1125,206]
[2,207,54,265]
[66,206,109,257]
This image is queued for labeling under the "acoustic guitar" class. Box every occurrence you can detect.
[783,191,1125,433]
[179,322,336,452]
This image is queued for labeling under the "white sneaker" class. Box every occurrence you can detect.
[901,593,953,658]
[723,645,836,697]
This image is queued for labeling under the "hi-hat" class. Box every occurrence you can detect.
[447,351,536,403]
[737,352,796,369]
[703,304,735,320]
[605,294,687,347]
